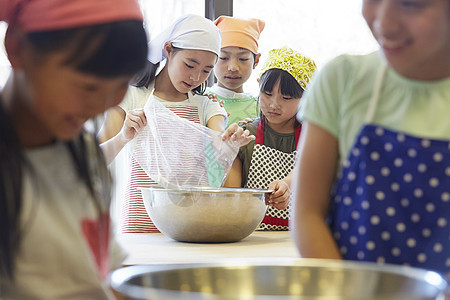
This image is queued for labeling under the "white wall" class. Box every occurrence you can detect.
[233,0,379,95]
[0,0,379,95]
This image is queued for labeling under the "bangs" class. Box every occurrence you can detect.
[259,68,303,98]
[28,21,148,78]
[73,21,147,78]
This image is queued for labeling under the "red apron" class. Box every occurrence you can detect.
[246,118,301,230]
[120,93,201,233]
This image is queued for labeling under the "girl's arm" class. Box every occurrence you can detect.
[206,114,226,132]
[207,116,254,188]
[291,121,342,259]
[98,106,126,143]
[223,157,243,188]
[98,106,146,165]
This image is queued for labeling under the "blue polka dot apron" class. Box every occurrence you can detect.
[246,118,301,231]
[329,64,450,277]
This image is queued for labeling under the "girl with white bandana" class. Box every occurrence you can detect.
[225,47,316,231]
[0,0,147,298]
[99,14,254,233]
[292,0,450,279]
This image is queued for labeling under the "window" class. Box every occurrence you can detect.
[0,22,9,89]
[1,1,378,92]
[0,0,205,89]
[139,0,204,40]
[233,0,379,94]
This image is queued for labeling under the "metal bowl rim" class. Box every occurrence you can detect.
[138,186,273,194]
[110,258,448,297]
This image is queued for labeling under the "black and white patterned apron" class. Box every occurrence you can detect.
[246,118,301,231]
[329,64,450,277]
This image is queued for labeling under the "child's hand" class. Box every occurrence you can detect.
[207,94,230,117]
[121,108,147,141]
[265,180,290,210]
[238,118,255,126]
[222,123,255,146]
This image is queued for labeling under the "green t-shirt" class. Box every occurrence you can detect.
[205,85,260,127]
[300,51,450,172]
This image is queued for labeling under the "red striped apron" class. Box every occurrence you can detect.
[120,95,200,233]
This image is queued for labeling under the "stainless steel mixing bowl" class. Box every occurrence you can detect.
[110,259,448,300]
[139,187,269,243]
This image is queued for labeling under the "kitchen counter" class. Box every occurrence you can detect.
[117,231,300,265]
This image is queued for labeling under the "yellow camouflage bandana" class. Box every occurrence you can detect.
[259,47,317,90]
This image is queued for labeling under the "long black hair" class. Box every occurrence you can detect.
[0,20,147,281]
[131,45,207,95]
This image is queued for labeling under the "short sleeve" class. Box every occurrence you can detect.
[298,55,352,138]
[202,97,228,125]
[119,86,150,112]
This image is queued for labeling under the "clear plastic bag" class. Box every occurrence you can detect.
[133,95,239,188]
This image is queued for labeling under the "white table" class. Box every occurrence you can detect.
[117,231,300,265]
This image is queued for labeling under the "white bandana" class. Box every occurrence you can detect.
[148,14,221,64]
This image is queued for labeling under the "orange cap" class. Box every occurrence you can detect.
[0,0,143,32]
[214,16,265,54]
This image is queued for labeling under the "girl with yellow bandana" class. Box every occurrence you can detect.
[225,47,316,231]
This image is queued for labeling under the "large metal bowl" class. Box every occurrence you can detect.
[110,259,448,300]
[139,187,269,243]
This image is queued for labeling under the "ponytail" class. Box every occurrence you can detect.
[130,59,160,88]
[0,100,25,280]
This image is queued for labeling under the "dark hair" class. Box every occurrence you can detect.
[0,101,25,282]
[0,20,147,281]
[258,68,303,126]
[130,59,160,88]
[252,52,258,67]
[131,46,208,95]
[259,68,304,99]
[28,21,148,78]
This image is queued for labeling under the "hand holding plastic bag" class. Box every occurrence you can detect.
[133,95,245,188]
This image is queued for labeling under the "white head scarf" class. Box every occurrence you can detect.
[148,14,221,64]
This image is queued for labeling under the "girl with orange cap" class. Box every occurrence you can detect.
[205,16,265,127]
[225,47,317,231]
[0,0,147,298]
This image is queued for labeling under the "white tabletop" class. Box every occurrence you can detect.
[117,231,300,265]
